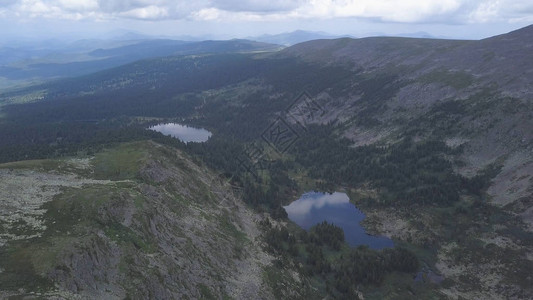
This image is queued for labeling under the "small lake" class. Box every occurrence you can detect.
[149,123,212,143]
[284,191,394,249]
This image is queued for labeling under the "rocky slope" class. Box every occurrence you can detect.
[0,141,281,299]
[282,25,533,222]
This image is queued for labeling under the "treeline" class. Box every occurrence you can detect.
[2,54,266,123]
[291,125,492,206]
[185,135,297,215]
[0,52,353,164]
[0,121,161,163]
[262,220,419,298]
[184,122,497,213]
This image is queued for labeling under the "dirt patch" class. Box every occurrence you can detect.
[487,152,533,208]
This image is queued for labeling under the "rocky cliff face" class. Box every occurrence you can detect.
[0,141,276,299]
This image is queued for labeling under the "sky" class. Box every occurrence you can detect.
[0,0,532,41]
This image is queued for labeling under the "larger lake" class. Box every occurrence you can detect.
[149,123,212,143]
[284,191,394,249]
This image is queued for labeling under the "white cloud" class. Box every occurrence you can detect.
[55,0,98,12]
[469,0,499,23]
[291,0,461,22]
[193,8,221,21]
[119,5,168,20]
[468,0,533,23]
[284,192,349,216]
[16,0,59,18]
[7,0,101,20]
[211,0,303,13]
[0,0,532,24]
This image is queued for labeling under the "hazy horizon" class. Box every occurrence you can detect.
[1,0,532,43]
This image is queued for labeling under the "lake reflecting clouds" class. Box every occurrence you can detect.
[149,123,212,143]
[284,192,349,216]
[284,191,394,249]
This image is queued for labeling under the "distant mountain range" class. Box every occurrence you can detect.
[247,30,452,46]
[0,39,282,89]
[247,30,351,46]
[0,30,456,89]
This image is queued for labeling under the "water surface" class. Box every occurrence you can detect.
[149,123,212,143]
[284,191,393,249]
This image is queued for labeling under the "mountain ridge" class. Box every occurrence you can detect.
[279,25,533,221]
[0,141,291,299]
[0,39,282,89]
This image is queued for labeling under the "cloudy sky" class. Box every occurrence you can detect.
[0,0,532,41]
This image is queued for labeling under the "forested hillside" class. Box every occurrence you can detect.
[0,39,281,87]
[1,25,532,299]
